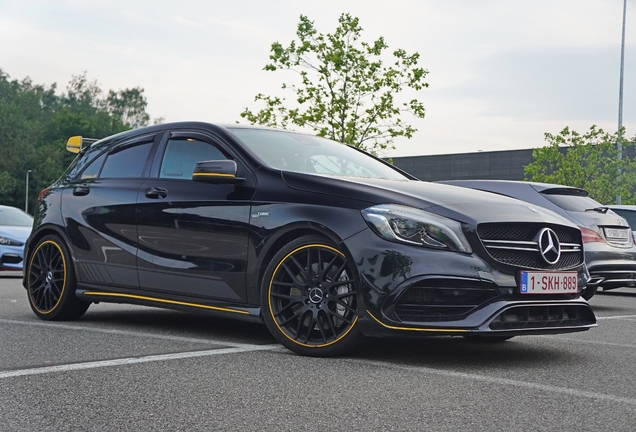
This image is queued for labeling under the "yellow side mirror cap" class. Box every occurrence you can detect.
[66,136,99,153]
[66,136,83,153]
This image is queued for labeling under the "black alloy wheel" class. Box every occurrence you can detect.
[27,235,90,320]
[261,235,361,356]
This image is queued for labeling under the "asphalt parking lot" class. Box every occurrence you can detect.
[1,273,636,431]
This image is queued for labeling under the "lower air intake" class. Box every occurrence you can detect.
[489,304,596,330]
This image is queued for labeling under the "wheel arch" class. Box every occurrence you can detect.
[249,222,363,308]
[23,225,76,289]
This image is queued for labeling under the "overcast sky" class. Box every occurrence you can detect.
[0,0,634,156]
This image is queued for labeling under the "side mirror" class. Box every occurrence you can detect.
[192,160,245,184]
[66,136,98,154]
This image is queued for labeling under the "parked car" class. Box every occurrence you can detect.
[606,205,636,236]
[439,180,636,299]
[0,205,33,272]
[23,123,596,356]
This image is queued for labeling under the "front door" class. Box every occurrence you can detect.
[135,131,254,302]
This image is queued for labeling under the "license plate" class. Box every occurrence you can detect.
[604,228,628,239]
[520,271,578,294]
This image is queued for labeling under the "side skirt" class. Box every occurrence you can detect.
[75,286,263,323]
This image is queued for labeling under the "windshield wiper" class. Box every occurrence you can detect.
[585,207,609,213]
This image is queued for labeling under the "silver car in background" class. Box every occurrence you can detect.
[0,205,33,272]
[438,181,636,300]
[607,205,636,237]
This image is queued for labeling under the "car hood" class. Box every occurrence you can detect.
[282,173,577,227]
[0,225,32,243]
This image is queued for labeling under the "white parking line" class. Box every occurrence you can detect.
[0,318,265,348]
[533,335,636,350]
[358,359,636,407]
[596,314,636,320]
[0,345,281,379]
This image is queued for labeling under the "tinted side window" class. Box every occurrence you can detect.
[100,143,153,179]
[160,138,227,179]
[79,152,107,180]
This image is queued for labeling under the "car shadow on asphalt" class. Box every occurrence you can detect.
[78,306,585,368]
[0,273,23,279]
[343,335,580,369]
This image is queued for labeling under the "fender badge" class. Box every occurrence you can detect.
[528,206,539,213]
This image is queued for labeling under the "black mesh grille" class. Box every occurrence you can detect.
[477,223,583,270]
[394,279,497,322]
[488,249,582,270]
[478,223,578,244]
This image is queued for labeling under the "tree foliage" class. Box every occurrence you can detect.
[241,13,428,154]
[0,69,152,210]
[524,126,636,204]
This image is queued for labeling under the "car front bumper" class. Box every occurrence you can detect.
[0,245,25,271]
[342,229,596,337]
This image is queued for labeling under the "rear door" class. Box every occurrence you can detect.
[61,133,160,289]
[135,130,255,302]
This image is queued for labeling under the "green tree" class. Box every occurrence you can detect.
[241,13,428,154]
[106,87,151,129]
[524,125,636,204]
[0,69,153,211]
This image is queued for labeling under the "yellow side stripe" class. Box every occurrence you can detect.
[367,310,468,333]
[83,292,249,315]
[192,173,235,177]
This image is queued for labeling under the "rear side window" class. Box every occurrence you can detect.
[79,152,107,179]
[100,143,153,179]
[159,138,227,179]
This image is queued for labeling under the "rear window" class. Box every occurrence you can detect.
[611,209,636,230]
[541,193,603,212]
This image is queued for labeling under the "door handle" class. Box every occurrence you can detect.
[145,187,168,199]
[73,186,90,196]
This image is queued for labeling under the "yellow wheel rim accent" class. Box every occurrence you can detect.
[268,244,358,348]
[28,240,67,314]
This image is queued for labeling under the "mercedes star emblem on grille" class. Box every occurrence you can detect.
[536,228,561,265]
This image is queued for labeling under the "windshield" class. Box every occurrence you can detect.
[0,206,33,226]
[230,128,409,180]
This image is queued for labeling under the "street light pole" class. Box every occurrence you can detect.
[25,170,32,214]
[617,0,627,205]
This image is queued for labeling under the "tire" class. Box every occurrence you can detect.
[261,235,361,357]
[581,285,598,301]
[26,235,90,320]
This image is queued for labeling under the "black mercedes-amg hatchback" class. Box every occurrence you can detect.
[23,122,596,356]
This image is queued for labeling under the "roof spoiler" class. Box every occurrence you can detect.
[66,136,99,154]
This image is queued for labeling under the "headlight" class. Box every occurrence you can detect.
[0,236,23,246]
[361,204,472,253]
